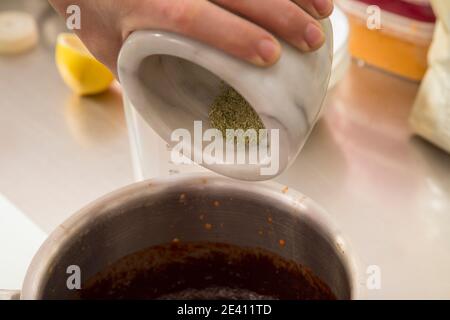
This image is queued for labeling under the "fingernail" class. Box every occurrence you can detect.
[304,23,324,49]
[257,39,280,64]
[314,0,332,16]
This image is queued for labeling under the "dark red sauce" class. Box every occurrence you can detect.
[80,242,337,300]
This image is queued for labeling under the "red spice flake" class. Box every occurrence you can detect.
[213,200,220,207]
[279,239,286,247]
[267,216,273,224]
[172,238,180,243]
[204,223,213,231]
[282,186,289,194]
[297,195,307,204]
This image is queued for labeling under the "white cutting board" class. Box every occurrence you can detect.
[0,194,47,290]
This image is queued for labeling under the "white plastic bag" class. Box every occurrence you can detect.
[410,0,450,153]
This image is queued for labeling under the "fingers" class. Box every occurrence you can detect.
[125,0,281,66]
[212,0,326,52]
[122,0,334,68]
[292,0,334,19]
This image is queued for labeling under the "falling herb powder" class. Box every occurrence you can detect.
[208,83,265,143]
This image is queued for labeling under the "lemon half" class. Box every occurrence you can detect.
[56,33,114,96]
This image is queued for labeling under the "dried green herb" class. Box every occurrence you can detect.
[208,83,265,144]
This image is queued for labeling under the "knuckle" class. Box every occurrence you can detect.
[161,0,197,30]
[277,9,299,31]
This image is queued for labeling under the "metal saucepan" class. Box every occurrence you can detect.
[7,174,362,299]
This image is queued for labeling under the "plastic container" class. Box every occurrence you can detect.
[337,0,435,81]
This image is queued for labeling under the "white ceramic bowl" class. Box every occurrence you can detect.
[118,20,333,181]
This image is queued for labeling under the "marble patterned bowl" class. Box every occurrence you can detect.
[118,21,333,181]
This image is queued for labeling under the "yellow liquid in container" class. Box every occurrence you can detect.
[338,0,435,81]
[347,15,430,81]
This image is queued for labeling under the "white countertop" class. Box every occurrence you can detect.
[0,0,135,290]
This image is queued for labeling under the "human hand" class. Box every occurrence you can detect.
[50,0,333,72]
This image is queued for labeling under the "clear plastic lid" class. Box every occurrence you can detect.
[337,0,435,45]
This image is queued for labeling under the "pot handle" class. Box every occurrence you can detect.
[0,290,20,300]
